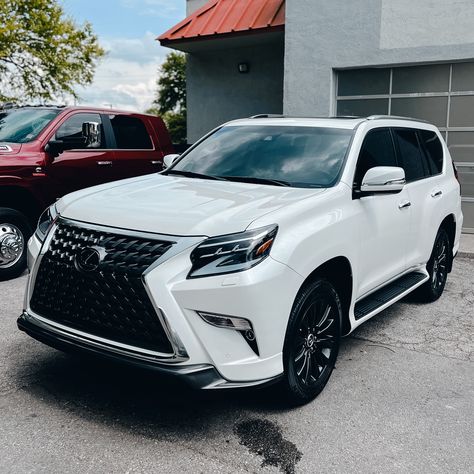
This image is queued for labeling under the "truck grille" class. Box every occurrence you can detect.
[30,221,176,353]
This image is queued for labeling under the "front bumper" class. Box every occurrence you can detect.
[17,311,281,389]
[22,219,304,385]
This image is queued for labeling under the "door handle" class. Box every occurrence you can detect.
[431,190,443,198]
[97,161,112,166]
[150,160,161,165]
[398,200,411,209]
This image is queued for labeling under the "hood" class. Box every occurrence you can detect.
[0,143,22,155]
[58,174,325,236]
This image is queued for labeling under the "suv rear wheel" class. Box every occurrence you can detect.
[0,208,31,281]
[417,227,452,302]
[282,278,342,405]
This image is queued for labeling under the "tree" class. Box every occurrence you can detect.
[0,0,105,102]
[148,52,187,144]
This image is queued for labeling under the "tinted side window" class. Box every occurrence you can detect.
[55,113,104,148]
[393,129,428,182]
[419,129,443,175]
[109,115,153,149]
[354,128,397,186]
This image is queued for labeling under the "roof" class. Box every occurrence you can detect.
[222,115,437,130]
[158,0,285,46]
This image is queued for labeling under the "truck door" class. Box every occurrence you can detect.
[44,112,115,198]
[104,114,163,179]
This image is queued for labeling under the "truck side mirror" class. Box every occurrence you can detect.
[82,121,101,148]
[44,140,65,158]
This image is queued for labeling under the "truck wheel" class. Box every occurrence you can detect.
[281,278,342,406]
[0,208,32,281]
[417,227,452,303]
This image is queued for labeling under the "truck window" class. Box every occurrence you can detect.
[109,115,153,149]
[55,113,104,148]
[0,108,60,143]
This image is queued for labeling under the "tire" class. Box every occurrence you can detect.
[281,278,342,406]
[0,208,32,281]
[416,227,452,303]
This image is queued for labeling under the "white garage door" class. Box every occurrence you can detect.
[336,63,474,233]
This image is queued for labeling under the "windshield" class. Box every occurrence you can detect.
[0,108,60,143]
[171,125,354,188]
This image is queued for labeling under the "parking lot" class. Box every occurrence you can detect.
[1,257,473,474]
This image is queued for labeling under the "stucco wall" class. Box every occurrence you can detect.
[284,0,474,116]
[186,0,208,15]
[186,42,284,142]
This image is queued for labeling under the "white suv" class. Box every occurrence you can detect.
[18,116,463,405]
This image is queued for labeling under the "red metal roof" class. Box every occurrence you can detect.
[158,0,285,45]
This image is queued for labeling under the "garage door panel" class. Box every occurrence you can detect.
[392,64,450,94]
[337,69,390,96]
[461,201,474,233]
[449,96,474,127]
[451,63,474,92]
[336,99,389,117]
[391,97,448,127]
[457,165,474,198]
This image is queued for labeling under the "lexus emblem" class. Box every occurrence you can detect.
[75,246,105,272]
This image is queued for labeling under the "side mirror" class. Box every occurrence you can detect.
[163,153,180,169]
[82,121,101,148]
[44,140,65,158]
[360,166,406,194]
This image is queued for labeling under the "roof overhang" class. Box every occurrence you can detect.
[158,0,285,52]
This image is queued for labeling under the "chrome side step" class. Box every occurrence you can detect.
[355,272,428,320]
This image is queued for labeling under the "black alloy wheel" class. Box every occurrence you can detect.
[418,227,451,302]
[282,278,342,405]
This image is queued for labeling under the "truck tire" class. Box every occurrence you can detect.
[0,208,32,281]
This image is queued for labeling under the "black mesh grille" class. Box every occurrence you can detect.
[30,221,176,353]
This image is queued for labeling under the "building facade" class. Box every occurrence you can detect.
[160,0,474,232]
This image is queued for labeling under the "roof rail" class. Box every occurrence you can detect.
[250,114,285,119]
[366,115,431,124]
[0,103,67,110]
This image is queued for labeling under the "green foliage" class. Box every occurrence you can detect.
[149,52,187,144]
[154,52,186,114]
[0,0,105,102]
[162,110,187,145]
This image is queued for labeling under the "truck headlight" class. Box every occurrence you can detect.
[188,224,278,278]
[35,204,58,242]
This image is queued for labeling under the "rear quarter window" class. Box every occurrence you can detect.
[419,129,444,175]
[393,128,428,182]
[109,115,153,149]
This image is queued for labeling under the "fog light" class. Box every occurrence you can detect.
[197,311,252,331]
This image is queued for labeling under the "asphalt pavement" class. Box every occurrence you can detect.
[0,257,473,473]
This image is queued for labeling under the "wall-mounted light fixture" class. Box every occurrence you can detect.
[238,62,249,73]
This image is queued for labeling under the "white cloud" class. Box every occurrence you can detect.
[120,0,181,18]
[74,32,169,112]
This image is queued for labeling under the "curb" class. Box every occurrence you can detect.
[458,251,474,259]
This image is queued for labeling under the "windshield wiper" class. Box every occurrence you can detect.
[220,176,291,187]
[165,169,227,181]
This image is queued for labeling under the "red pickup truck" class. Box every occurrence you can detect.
[0,105,174,280]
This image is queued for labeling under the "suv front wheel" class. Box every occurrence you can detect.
[0,208,31,281]
[282,278,342,406]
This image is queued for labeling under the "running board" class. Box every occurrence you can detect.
[355,272,428,320]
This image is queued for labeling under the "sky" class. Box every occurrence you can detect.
[61,0,185,112]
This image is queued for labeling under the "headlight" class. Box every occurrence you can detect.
[35,204,58,242]
[188,224,278,278]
